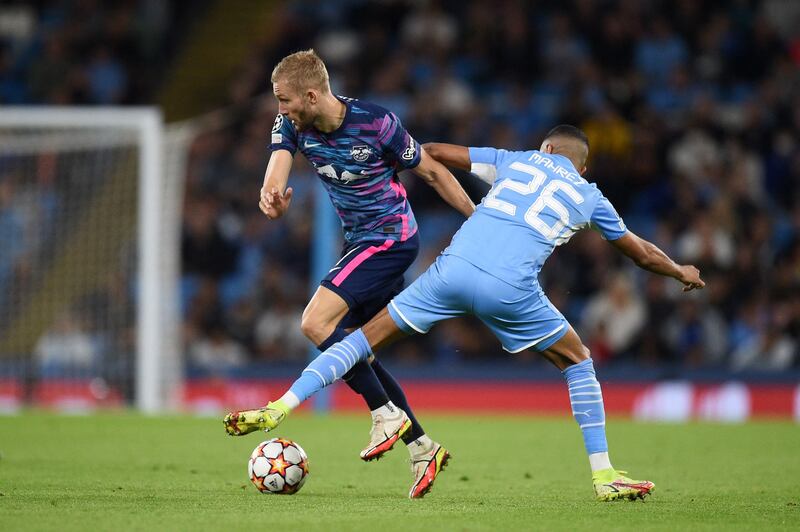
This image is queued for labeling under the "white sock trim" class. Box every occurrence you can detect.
[371,401,397,418]
[279,390,300,410]
[589,452,612,472]
[408,434,434,456]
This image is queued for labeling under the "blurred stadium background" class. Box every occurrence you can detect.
[1,0,799,421]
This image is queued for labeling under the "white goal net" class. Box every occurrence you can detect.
[0,108,183,413]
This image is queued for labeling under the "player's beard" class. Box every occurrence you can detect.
[292,108,315,132]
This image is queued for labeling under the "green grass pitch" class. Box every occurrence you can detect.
[1,412,798,531]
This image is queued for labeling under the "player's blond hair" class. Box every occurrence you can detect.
[271,49,330,94]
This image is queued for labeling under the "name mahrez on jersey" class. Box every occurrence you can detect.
[528,152,583,183]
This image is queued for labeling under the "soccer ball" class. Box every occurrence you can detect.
[248,438,309,494]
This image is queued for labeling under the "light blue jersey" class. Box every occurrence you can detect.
[388,147,628,353]
[444,147,627,291]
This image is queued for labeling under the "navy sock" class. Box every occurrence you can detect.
[319,327,389,411]
[316,327,347,351]
[370,358,425,443]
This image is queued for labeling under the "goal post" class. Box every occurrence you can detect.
[0,107,179,413]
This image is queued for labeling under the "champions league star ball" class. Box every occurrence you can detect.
[248,438,309,494]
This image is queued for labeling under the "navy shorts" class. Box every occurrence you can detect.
[321,232,420,328]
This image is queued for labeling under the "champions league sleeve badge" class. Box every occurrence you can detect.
[272,114,284,132]
[271,114,284,144]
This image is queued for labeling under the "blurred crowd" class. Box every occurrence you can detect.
[0,0,188,105]
[4,0,800,377]
[1,0,152,302]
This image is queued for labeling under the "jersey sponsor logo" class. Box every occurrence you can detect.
[316,164,338,180]
[402,137,417,161]
[339,170,361,183]
[304,140,322,149]
[316,164,363,183]
[350,145,372,162]
[272,114,284,133]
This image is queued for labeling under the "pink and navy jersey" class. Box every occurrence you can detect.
[270,96,421,244]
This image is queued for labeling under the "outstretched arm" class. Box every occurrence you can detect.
[423,142,499,185]
[410,147,476,218]
[259,149,294,219]
[610,231,705,291]
[421,142,471,171]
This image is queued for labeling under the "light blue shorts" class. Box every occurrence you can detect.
[387,254,569,353]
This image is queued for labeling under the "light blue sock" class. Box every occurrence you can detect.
[563,358,608,455]
[288,329,372,404]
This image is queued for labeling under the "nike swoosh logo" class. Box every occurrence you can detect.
[328,266,342,273]
[332,245,364,268]
[304,141,322,148]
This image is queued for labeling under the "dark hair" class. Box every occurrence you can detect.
[544,124,589,149]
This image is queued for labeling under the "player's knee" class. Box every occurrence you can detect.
[300,315,330,344]
[565,344,591,365]
[572,344,592,364]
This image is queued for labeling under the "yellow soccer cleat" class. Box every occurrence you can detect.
[408,443,450,499]
[223,401,288,436]
[593,468,655,501]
